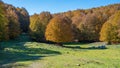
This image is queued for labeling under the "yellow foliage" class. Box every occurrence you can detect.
[29,12,52,41]
[100,11,120,43]
[0,2,9,41]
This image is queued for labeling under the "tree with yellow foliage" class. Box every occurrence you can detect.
[29,12,52,41]
[45,15,74,46]
[100,11,120,44]
[0,1,9,41]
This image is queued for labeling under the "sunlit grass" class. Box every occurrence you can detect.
[0,34,120,68]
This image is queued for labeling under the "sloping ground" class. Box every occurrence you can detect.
[0,34,61,68]
[0,34,120,68]
[28,43,120,68]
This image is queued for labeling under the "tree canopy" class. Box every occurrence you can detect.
[45,15,74,43]
[100,11,120,44]
[30,12,52,41]
[0,2,9,41]
[0,1,30,41]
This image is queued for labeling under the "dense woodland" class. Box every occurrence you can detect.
[0,1,29,41]
[1,0,120,45]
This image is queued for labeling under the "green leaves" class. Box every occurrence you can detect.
[29,12,52,41]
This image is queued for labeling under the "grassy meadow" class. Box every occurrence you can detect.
[0,34,120,68]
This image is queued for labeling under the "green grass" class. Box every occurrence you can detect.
[0,34,120,68]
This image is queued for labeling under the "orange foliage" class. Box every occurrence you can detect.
[45,16,74,43]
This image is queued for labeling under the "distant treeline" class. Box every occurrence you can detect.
[1,0,120,44]
[30,3,120,44]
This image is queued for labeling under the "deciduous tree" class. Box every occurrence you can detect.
[30,12,52,41]
[0,1,9,41]
[100,11,120,44]
[45,15,74,45]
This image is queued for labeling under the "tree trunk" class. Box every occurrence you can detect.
[107,41,111,45]
[0,42,4,50]
[0,42,1,50]
[55,43,63,46]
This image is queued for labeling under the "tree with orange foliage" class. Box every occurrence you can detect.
[45,15,74,46]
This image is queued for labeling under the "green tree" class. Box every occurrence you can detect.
[30,12,52,41]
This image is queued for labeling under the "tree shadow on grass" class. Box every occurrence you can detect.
[0,42,61,68]
[63,42,107,50]
[63,45,107,50]
[63,42,90,45]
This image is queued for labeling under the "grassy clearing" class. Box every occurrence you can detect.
[0,34,120,68]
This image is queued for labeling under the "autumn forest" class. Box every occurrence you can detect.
[1,1,120,45]
[1,0,120,68]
